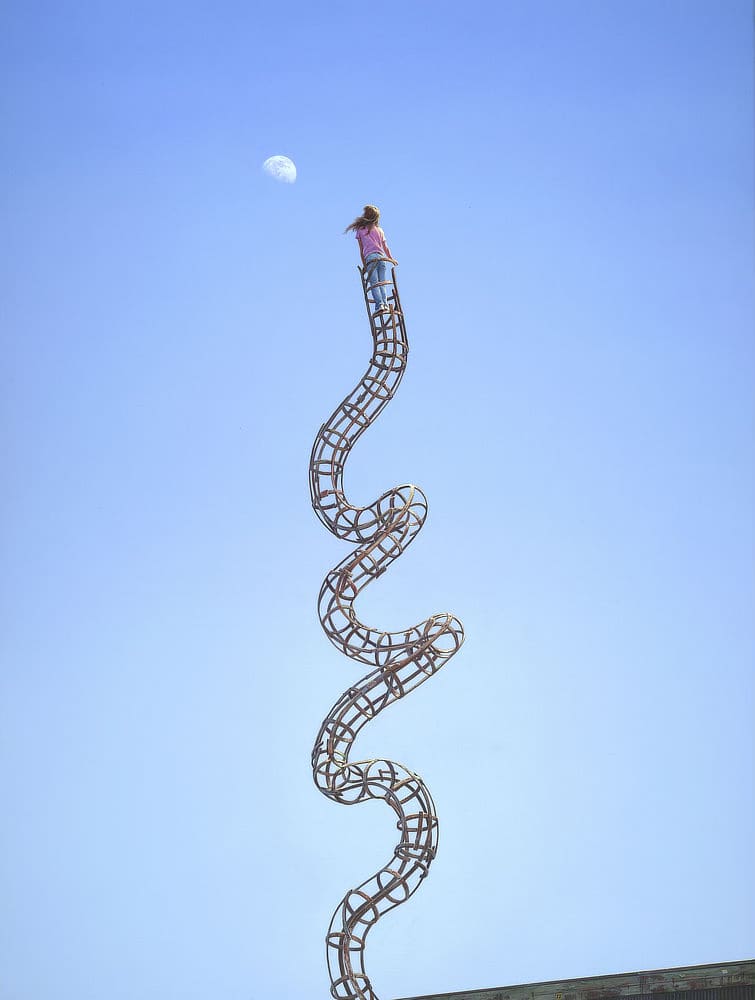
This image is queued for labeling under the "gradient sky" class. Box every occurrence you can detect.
[2,3,753,999]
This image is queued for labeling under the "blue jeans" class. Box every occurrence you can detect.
[364,252,389,309]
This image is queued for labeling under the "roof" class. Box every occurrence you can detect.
[396,959,755,1000]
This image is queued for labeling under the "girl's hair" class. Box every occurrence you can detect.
[344,204,380,233]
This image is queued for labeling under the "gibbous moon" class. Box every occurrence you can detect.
[262,155,297,184]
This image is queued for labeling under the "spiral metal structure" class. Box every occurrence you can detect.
[309,260,465,1000]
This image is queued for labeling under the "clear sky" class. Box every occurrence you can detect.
[2,3,753,999]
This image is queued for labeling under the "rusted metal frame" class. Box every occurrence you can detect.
[310,263,463,1000]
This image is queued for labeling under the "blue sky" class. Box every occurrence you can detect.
[1,2,753,999]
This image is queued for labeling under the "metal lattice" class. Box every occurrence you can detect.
[309,260,465,1000]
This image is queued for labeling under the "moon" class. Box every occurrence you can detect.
[262,155,297,184]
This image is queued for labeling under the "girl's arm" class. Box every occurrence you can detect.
[381,230,398,264]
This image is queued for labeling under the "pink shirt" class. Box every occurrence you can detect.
[355,226,390,260]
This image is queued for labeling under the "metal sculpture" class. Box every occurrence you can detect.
[309,258,465,1000]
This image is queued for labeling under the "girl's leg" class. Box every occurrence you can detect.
[375,260,388,305]
[365,255,386,309]
[365,254,388,310]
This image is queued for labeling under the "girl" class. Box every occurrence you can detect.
[344,205,398,313]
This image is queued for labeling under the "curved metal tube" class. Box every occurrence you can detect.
[309,262,464,1000]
